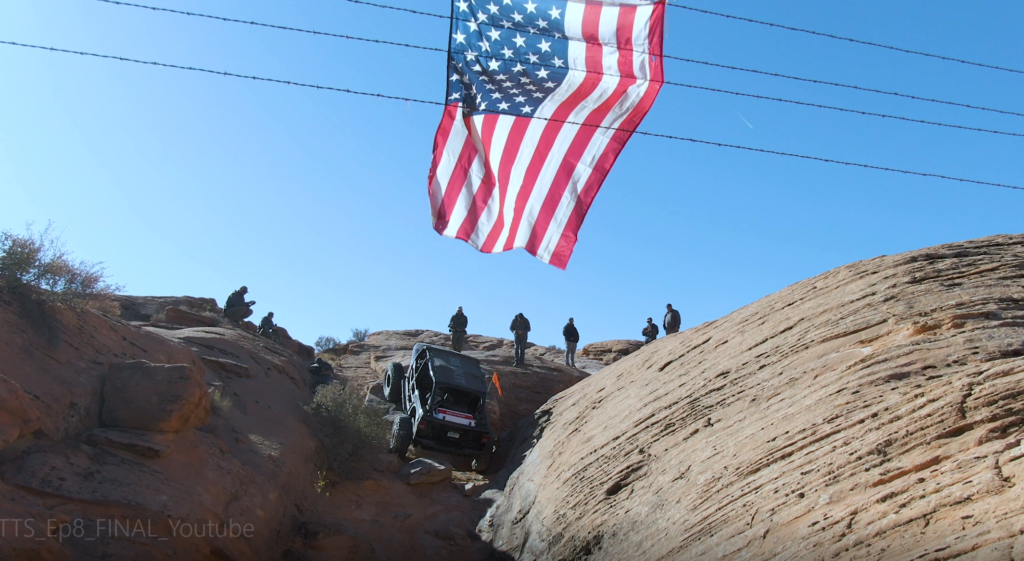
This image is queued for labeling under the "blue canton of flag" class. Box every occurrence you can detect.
[447,0,571,115]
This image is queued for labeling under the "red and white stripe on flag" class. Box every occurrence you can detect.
[427,0,665,269]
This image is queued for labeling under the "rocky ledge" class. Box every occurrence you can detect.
[484,234,1024,561]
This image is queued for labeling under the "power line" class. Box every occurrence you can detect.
[94,0,1024,136]
[0,40,429,105]
[340,0,447,20]
[94,0,445,54]
[668,56,1024,119]
[667,3,1024,76]
[335,0,1024,118]
[105,0,1024,119]
[2,39,1019,192]
[656,79,1024,138]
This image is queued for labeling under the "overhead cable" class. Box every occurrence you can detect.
[2,39,1019,192]
[669,57,1024,119]
[335,0,1024,118]
[339,0,447,20]
[468,48,1024,138]
[94,0,1024,135]
[94,0,445,54]
[666,3,1024,76]
[103,0,1024,119]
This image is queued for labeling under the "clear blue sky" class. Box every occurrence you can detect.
[2,0,1021,347]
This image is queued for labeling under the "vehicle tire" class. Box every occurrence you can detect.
[389,415,413,459]
[471,450,493,473]
[384,362,405,405]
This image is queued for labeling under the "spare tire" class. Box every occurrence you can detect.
[389,414,413,459]
[384,362,405,405]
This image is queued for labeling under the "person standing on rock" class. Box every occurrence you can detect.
[510,313,531,367]
[224,286,255,321]
[664,303,681,335]
[563,318,579,368]
[449,306,468,352]
[642,317,659,344]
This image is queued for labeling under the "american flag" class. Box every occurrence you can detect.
[427,0,665,269]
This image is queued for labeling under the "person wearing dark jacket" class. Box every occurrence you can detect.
[448,306,468,352]
[642,317,659,344]
[509,313,531,367]
[562,318,580,368]
[258,312,279,342]
[663,303,681,335]
[307,357,335,387]
[224,286,255,321]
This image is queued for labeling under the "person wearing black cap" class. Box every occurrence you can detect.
[509,313,531,367]
[224,285,255,321]
[562,317,580,367]
[642,317,659,344]
[257,311,277,340]
[664,303,681,335]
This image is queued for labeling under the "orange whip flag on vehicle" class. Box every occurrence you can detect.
[492,372,503,396]
[428,0,665,268]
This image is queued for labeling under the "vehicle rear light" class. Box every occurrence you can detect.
[418,421,428,431]
[481,435,490,444]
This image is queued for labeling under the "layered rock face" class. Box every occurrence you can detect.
[579,339,644,364]
[0,294,318,560]
[486,235,1024,560]
[0,295,592,560]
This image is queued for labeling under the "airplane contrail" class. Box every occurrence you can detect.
[735,110,754,129]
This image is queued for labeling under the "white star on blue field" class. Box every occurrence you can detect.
[447,0,572,115]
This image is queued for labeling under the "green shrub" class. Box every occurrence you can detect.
[314,335,343,353]
[305,384,389,478]
[349,328,370,343]
[0,222,122,312]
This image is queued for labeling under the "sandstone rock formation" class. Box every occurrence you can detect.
[485,235,1024,560]
[579,339,644,364]
[102,360,211,432]
[115,295,220,322]
[163,305,220,328]
[0,290,591,559]
[0,294,319,560]
[0,375,41,451]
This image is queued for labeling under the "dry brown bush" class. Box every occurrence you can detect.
[305,384,389,478]
[0,222,122,313]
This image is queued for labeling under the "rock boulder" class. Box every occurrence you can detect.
[398,458,453,485]
[579,339,644,363]
[163,306,219,328]
[0,374,41,451]
[101,360,210,432]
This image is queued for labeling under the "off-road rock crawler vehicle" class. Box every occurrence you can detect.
[384,343,499,472]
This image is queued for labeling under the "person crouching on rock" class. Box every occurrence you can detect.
[257,312,279,342]
[563,317,579,368]
[449,306,468,352]
[642,317,659,344]
[224,285,255,321]
[308,357,335,386]
[510,312,531,367]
